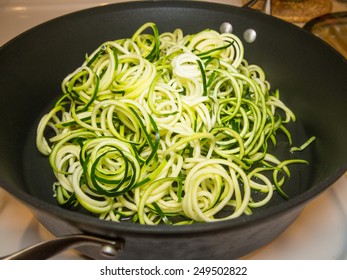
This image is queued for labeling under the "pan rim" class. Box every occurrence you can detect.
[2,166,345,236]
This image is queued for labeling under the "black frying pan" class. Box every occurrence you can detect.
[0,1,346,259]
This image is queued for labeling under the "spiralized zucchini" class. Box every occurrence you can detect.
[36,22,311,225]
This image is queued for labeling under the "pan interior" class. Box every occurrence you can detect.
[22,101,314,215]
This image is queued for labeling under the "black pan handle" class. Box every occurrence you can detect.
[1,234,124,260]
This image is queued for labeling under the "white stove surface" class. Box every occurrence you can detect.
[1,0,347,260]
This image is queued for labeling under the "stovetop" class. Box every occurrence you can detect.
[1,0,347,260]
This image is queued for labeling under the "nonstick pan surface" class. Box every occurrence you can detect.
[0,1,346,259]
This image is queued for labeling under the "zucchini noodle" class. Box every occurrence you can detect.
[36,22,312,225]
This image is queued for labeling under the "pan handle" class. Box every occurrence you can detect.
[244,0,272,15]
[1,234,124,260]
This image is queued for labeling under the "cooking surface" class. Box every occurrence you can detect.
[0,0,347,260]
